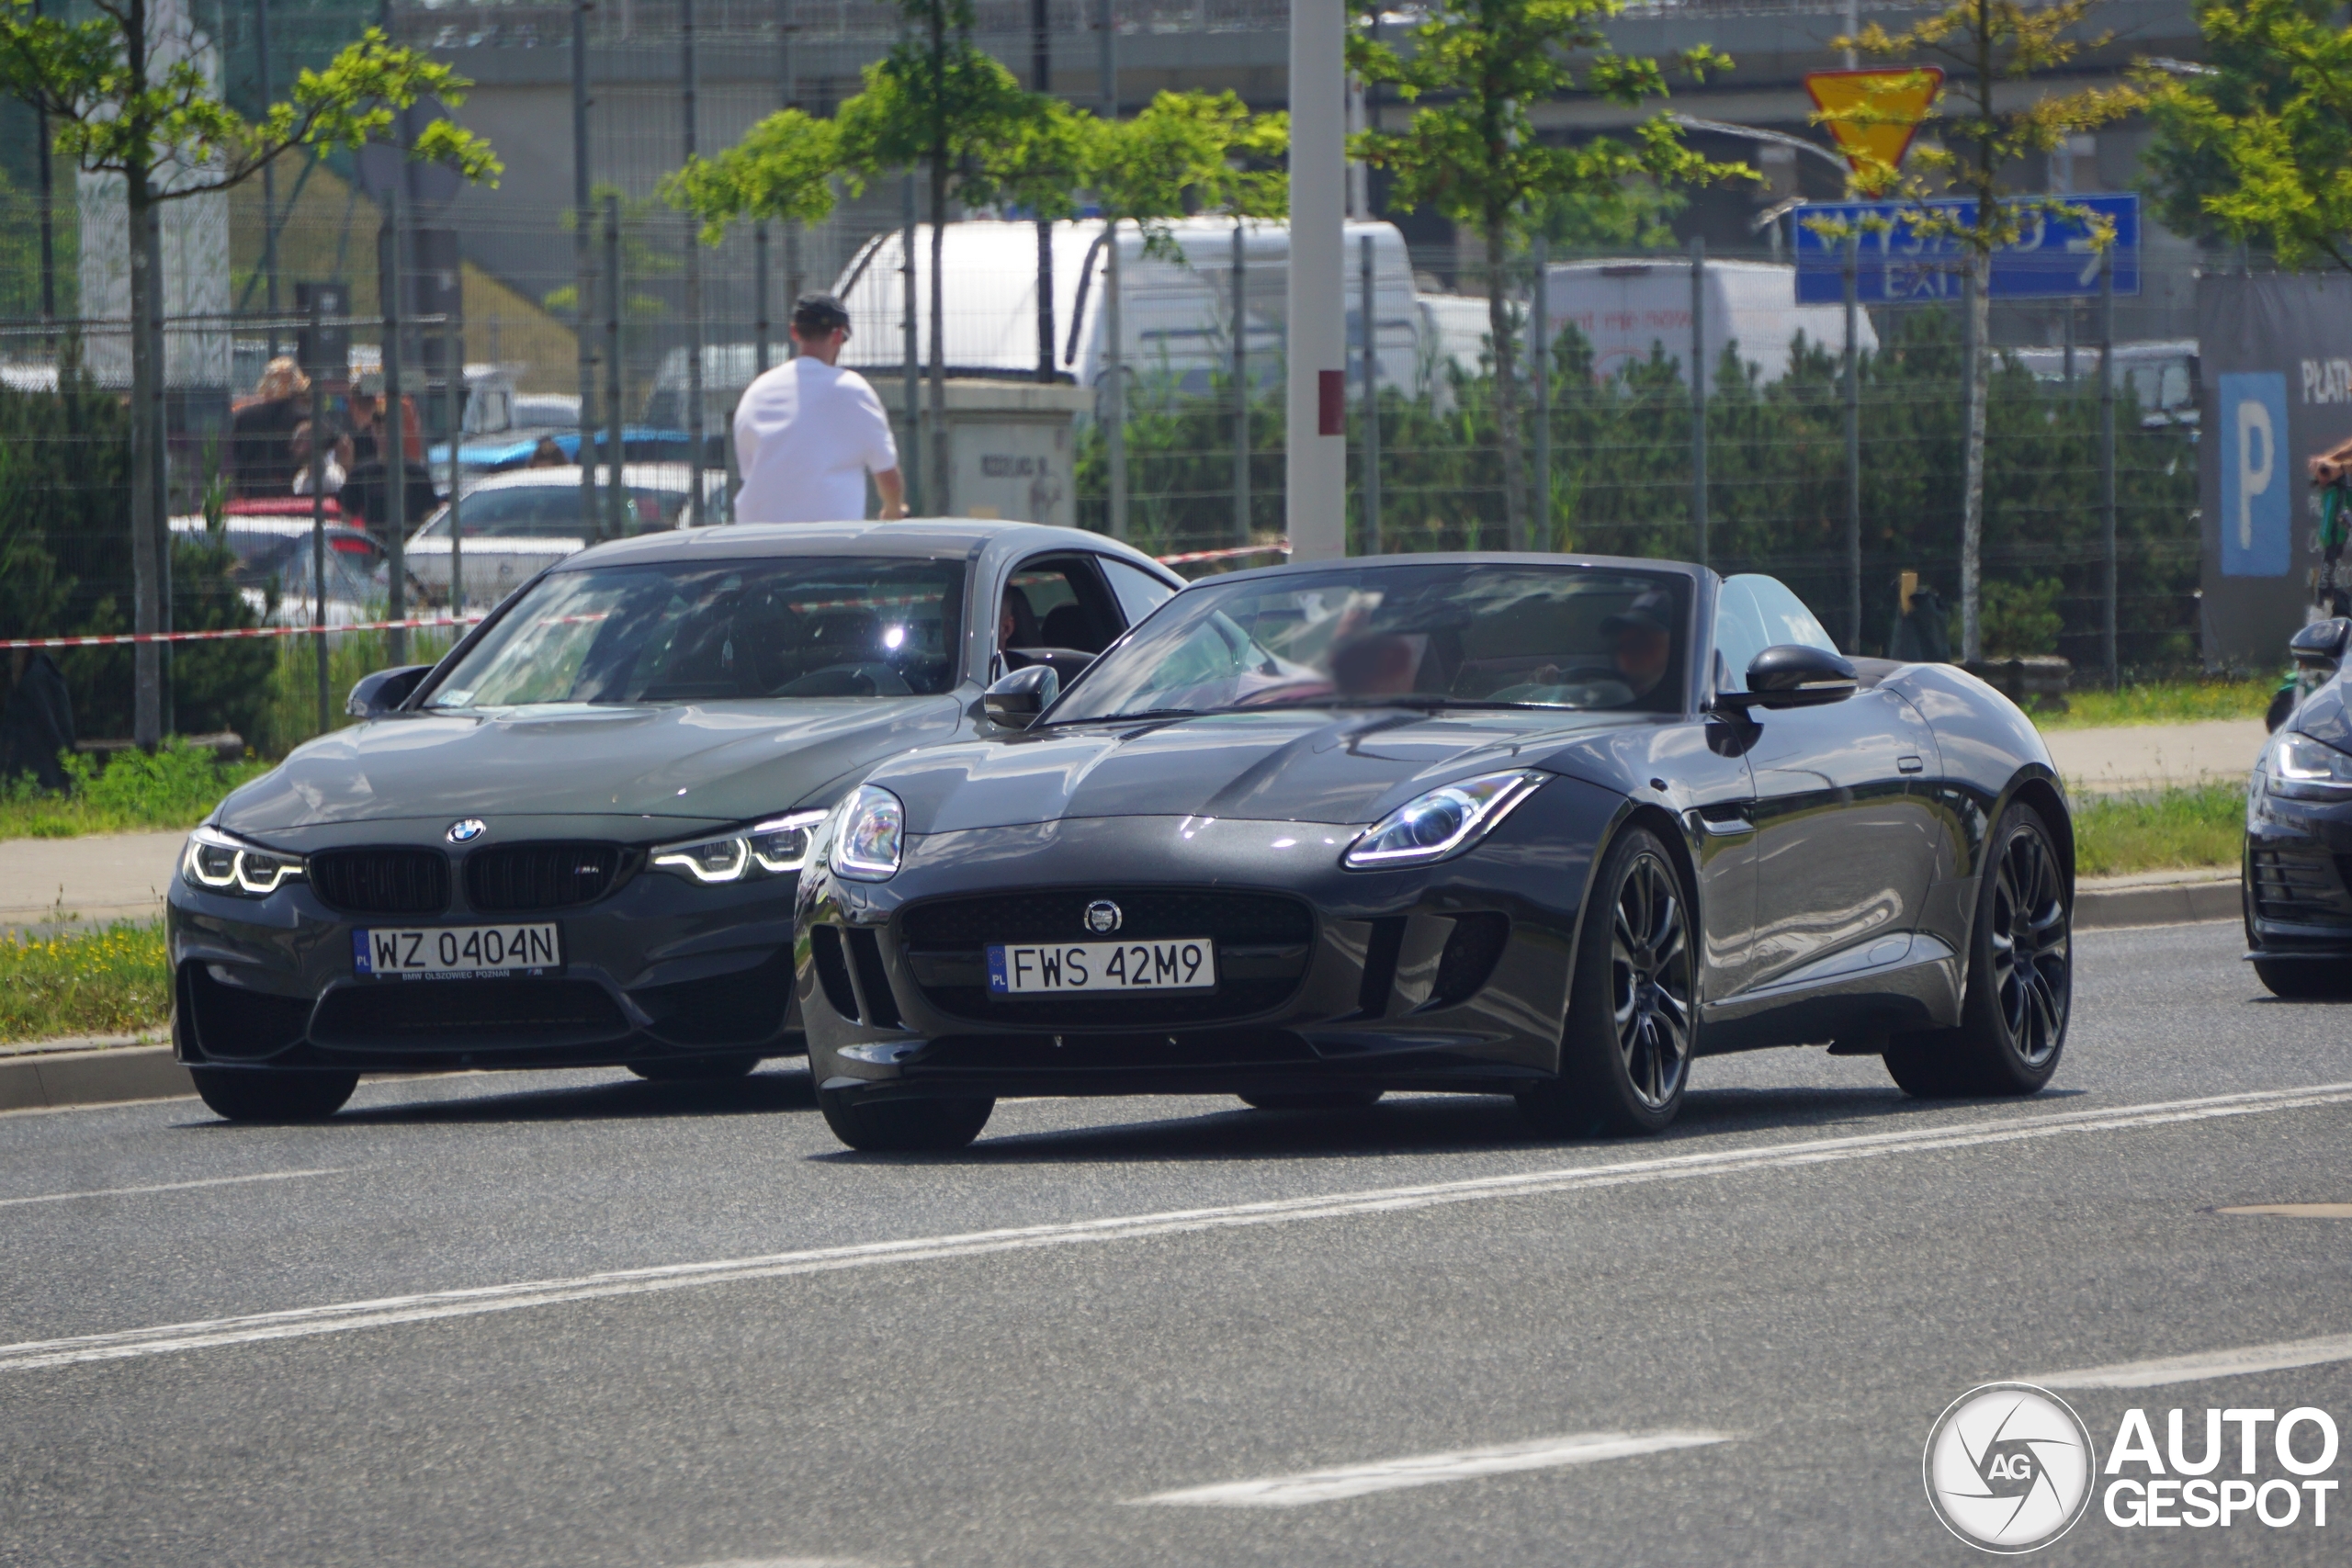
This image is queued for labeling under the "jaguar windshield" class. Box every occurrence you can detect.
[1047,562,1689,724]
[424,557,967,708]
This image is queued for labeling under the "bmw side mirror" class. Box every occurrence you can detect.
[345,664,434,719]
[1717,644,1858,713]
[982,662,1059,728]
[2290,617,2351,671]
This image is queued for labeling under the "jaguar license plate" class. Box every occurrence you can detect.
[987,938,1216,994]
[353,922,562,980]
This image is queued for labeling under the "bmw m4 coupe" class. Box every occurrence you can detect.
[795,554,2076,1150]
[167,520,1182,1121]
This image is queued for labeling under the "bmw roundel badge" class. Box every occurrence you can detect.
[1083,899,1123,934]
[447,818,487,844]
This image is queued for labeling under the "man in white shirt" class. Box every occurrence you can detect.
[732,293,909,524]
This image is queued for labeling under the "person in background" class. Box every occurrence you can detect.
[526,435,567,468]
[341,375,438,539]
[289,421,350,496]
[229,357,309,496]
[732,293,907,524]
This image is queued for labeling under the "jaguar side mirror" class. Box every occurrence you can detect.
[345,664,434,719]
[1716,644,1859,713]
[2290,617,2351,671]
[982,662,1059,729]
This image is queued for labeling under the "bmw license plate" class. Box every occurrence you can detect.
[988,938,1216,994]
[354,922,562,980]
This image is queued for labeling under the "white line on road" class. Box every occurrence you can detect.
[2031,1332,2352,1390]
[3,1082,2347,1375]
[1131,1430,1736,1507]
[0,1168,346,1211]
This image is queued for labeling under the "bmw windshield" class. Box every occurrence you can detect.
[1046,561,1689,724]
[424,557,967,709]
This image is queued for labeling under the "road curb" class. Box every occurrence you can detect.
[0,1045,192,1114]
[2075,876,2239,931]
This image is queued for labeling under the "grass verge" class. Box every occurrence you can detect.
[0,744,274,841]
[2074,783,2245,877]
[0,919,171,1043]
[2036,678,2275,729]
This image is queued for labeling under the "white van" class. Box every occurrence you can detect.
[827,217,1436,404]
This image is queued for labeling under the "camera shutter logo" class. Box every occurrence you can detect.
[1083,899,1123,934]
[1923,1382,2096,1552]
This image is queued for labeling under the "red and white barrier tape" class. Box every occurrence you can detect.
[0,540,1296,649]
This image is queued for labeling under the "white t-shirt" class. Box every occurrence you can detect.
[732,358,899,524]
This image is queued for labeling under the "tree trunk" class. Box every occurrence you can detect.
[126,0,162,748]
[929,162,949,515]
[1960,249,1989,661]
[1485,216,1526,552]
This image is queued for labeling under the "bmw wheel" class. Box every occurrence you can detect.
[1885,802,2071,1098]
[190,1067,359,1123]
[817,1087,994,1152]
[1521,826,1693,1137]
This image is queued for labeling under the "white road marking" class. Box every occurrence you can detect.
[2,1082,2347,1375]
[1130,1430,1736,1507]
[2031,1332,2352,1390]
[2216,1201,2352,1218]
[0,1168,346,1210]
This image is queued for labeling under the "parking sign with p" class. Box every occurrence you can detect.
[2221,372,2290,577]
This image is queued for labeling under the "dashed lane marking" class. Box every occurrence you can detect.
[0,1168,347,1211]
[2031,1332,2352,1390]
[1129,1430,1736,1507]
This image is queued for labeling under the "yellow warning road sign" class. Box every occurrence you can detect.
[1805,67,1944,177]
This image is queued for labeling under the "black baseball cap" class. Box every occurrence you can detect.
[790,293,851,335]
[1600,588,1676,637]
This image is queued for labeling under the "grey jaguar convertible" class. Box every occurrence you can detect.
[795,553,2076,1149]
[165,520,1182,1121]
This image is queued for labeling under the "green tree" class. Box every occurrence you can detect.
[1350,0,1741,549]
[0,3,498,746]
[1825,0,2140,659]
[2141,0,2352,274]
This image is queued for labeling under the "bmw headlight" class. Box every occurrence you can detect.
[179,824,305,897]
[1342,770,1545,869]
[2267,731,2352,800]
[650,809,829,885]
[830,784,906,882]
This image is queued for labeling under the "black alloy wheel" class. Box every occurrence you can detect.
[1238,1089,1385,1112]
[1521,826,1694,1137]
[817,1086,995,1152]
[1886,803,2072,1097]
[190,1067,360,1123]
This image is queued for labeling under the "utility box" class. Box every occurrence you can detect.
[891,379,1095,527]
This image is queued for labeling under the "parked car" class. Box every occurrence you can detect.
[797,558,2076,1151]
[393,464,732,604]
[2243,615,2352,998]
[165,519,1185,1122]
[170,514,386,626]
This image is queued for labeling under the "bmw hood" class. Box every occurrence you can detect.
[876,708,1646,832]
[215,696,964,837]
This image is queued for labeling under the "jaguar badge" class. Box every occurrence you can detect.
[1083,899,1123,934]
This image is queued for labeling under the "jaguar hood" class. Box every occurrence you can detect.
[215,697,964,837]
[876,708,1646,832]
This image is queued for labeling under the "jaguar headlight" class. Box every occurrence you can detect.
[830,784,906,882]
[2267,731,2352,800]
[1342,770,1545,869]
[179,824,305,897]
[650,809,828,885]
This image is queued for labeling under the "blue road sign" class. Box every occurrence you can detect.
[1792,194,2139,305]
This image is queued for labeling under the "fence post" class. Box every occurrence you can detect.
[1106,222,1128,540]
[384,184,408,667]
[573,0,597,541]
[1844,230,1860,651]
[447,281,465,617]
[604,193,626,541]
[782,0,801,360]
[754,223,770,375]
[309,296,329,736]
[1532,232,1549,552]
[901,173,921,513]
[2100,245,2117,687]
[681,0,707,527]
[1232,219,1250,546]
[1361,232,1381,555]
[1690,233,1707,570]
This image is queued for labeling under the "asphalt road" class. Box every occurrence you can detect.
[3,917,2349,1566]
